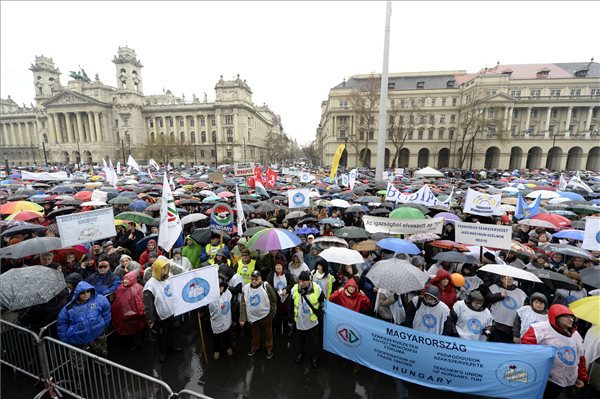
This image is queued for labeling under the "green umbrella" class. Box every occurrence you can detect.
[376,190,387,195]
[108,197,132,205]
[389,207,425,220]
[242,226,268,237]
[115,211,154,225]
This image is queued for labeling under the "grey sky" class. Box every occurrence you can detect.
[1,1,598,146]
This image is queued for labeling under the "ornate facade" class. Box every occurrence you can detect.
[1,47,285,166]
[316,61,600,171]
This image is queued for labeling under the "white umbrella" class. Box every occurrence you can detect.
[80,200,108,207]
[181,213,208,225]
[330,199,351,208]
[366,258,429,295]
[478,264,542,283]
[312,236,349,248]
[517,219,556,229]
[319,247,363,265]
[499,204,516,212]
[526,191,560,200]
[548,197,572,204]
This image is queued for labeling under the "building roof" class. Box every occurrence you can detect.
[333,73,459,91]
[478,62,599,80]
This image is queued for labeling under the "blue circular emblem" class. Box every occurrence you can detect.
[275,280,286,290]
[249,293,261,307]
[181,278,210,303]
[502,296,518,310]
[292,192,305,206]
[495,360,537,387]
[164,284,173,297]
[302,302,311,314]
[564,295,578,305]
[595,230,600,243]
[463,279,471,290]
[422,314,437,329]
[220,301,230,315]
[466,318,483,334]
[557,346,577,366]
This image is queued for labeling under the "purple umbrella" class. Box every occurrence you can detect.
[434,212,461,223]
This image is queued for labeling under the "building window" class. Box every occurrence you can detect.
[441,98,447,107]
[170,132,175,143]
[449,129,455,140]
[488,90,497,96]
[210,116,216,126]
[429,115,434,124]
[200,149,205,157]
[570,89,581,96]
[418,129,424,140]
[452,98,457,106]
[409,115,415,124]
[339,129,346,139]
[225,115,233,124]
[339,100,348,108]
[530,89,541,97]
[572,110,578,118]
[408,130,414,140]
[147,118,153,128]
[191,132,196,143]
[450,114,455,123]
[410,99,416,107]
[369,130,374,140]
[428,129,434,140]
[227,129,233,142]
[200,116,205,126]
[510,90,521,97]
[180,132,185,143]
[210,149,216,157]
[420,115,426,124]
[168,117,174,128]
[211,131,216,142]
[398,116,404,124]
[43,133,48,143]
[513,109,519,118]
[339,116,349,125]
[416,81,425,89]
[400,99,405,108]
[388,82,395,89]
[531,110,538,118]
[438,129,444,139]
[389,116,394,124]
[431,98,436,107]
[550,89,561,97]
[226,148,233,158]
[201,131,206,143]
[360,116,365,125]
[440,115,446,124]
[158,118,164,128]
[591,88,600,96]
[189,117,195,127]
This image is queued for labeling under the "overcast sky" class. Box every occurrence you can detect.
[1,1,598,146]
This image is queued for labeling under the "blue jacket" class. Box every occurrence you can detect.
[57,281,111,346]
[85,270,121,295]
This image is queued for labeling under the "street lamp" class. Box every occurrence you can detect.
[212,132,218,167]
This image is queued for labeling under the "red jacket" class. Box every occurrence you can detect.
[138,239,162,265]
[329,279,371,313]
[110,271,146,336]
[422,269,457,309]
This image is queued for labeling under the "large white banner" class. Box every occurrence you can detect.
[385,183,451,209]
[234,162,255,177]
[582,217,600,251]
[363,216,444,235]
[168,266,220,316]
[454,221,512,249]
[463,188,501,217]
[21,171,69,181]
[288,188,311,208]
[56,208,116,247]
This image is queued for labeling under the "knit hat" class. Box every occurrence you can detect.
[298,271,311,281]
[102,241,113,248]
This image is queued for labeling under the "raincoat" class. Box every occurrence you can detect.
[329,279,371,313]
[56,281,111,346]
[139,239,162,266]
[181,235,202,268]
[111,271,146,335]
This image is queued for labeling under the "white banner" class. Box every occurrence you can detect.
[56,208,116,247]
[341,174,349,187]
[394,168,404,176]
[363,216,444,235]
[288,188,311,208]
[169,266,220,316]
[454,221,512,249]
[582,217,600,251]
[91,190,108,203]
[462,188,501,217]
[349,168,357,190]
[21,171,69,181]
[234,162,255,177]
[385,183,451,209]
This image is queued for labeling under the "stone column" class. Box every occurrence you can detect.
[87,112,96,142]
[195,116,200,143]
[53,113,62,143]
[65,112,74,143]
[6,123,14,146]
[103,112,111,143]
[564,106,573,134]
[585,106,593,131]
[524,107,532,133]
[75,112,84,143]
[506,106,513,133]
[26,122,33,145]
[94,112,102,142]
[47,115,56,143]
[183,114,189,143]
[18,122,26,146]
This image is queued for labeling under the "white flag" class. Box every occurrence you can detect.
[463,188,502,217]
[299,172,314,183]
[567,172,593,193]
[117,162,121,175]
[127,155,140,171]
[158,173,182,252]
[103,158,118,186]
[341,174,349,188]
[559,173,568,191]
[148,166,154,180]
[349,169,357,190]
[288,188,311,208]
[235,185,245,236]
[582,217,600,251]
[169,176,175,190]
[149,159,160,170]
[168,266,220,316]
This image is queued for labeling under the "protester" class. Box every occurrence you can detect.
[451,291,493,341]
[85,260,121,296]
[405,286,452,336]
[208,281,234,360]
[182,235,202,269]
[266,261,295,336]
[171,247,193,272]
[483,275,527,343]
[513,292,549,343]
[329,278,370,313]
[111,270,146,350]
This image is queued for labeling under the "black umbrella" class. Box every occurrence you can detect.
[335,226,370,239]
[0,237,63,259]
[242,226,268,237]
[191,227,231,244]
[46,206,77,220]
[580,266,600,289]
[0,223,46,239]
[433,251,479,264]
[299,217,319,224]
[370,208,390,215]
[527,268,580,290]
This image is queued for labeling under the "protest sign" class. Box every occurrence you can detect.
[21,171,69,181]
[582,216,600,251]
[168,266,220,316]
[454,221,512,249]
[208,172,225,183]
[288,188,311,208]
[463,188,501,217]
[385,183,451,209]
[234,162,255,177]
[56,208,116,247]
[363,216,444,235]
[210,203,234,233]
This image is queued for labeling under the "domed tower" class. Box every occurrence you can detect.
[112,46,143,94]
[29,55,62,105]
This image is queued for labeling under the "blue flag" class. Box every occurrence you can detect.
[515,192,541,220]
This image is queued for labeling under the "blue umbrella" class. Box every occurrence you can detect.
[553,229,585,241]
[557,191,585,201]
[591,199,600,205]
[376,238,421,255]
[129,199,149,212]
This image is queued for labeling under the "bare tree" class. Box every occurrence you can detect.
[144,133,192,166]
[388,97,426,168]
[301,140,320,166]
[347,73,381,167]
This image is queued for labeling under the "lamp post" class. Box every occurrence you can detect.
[76,139,81,167]
[30,141,36,165]
[344,136,348,169]
[121,139,126,166]
[42,141,48,166]
[213,132,218,167]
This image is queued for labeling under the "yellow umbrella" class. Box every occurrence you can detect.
[569,296,600,326]
[5,210,44,221]
[114,219,128,227]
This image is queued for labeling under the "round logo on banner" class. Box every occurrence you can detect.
[182,278,210,303]
[336,323,361,347]
[595,230,600,243]
[467,318,483,334]
[249,294,261,307]
[220,301,230,315]
[211,203,233,226]
[292,192,305,206]
[301,173,308,181]
[164,284,173,297]
[495,360,537,387]
[502,296,518,310]
[422,314,437,329]
[557,346,577,366]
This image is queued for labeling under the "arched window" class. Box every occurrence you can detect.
[227,129,233,142]
[211,131,216,142]
[191,131,196,143]
[43,133,48,143]
[201,131,206,143]
[150,132,155,144]
[180,131,185,143]
[170,132,175,143]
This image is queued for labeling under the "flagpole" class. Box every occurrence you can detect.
[197,312,209,364]
[375,1,392,181]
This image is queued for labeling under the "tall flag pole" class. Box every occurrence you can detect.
[375,1,392,180]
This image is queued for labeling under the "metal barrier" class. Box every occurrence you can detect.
[174,390,214,399]
[0,318,46,381]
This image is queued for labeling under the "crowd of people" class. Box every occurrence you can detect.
[1,163,599,399]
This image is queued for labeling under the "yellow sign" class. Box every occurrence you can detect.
[329,144,345,182]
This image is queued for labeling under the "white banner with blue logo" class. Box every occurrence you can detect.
[168,265,220,316]
[323,302,554,399]
[288,188,311,208]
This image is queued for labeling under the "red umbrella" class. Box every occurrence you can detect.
[52,244,88,264]
[73,191,93,201]
[532,185,556,191]
[428,240,469,252]
[218,191,235,198]
[530,213,571,229]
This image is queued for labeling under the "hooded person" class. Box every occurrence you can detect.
[450,291,493,341]
[138,239,163,266]
[405,286,453,336]
[482,275,527,343]
[513,292,549,343]
[111,270,146,342]
[114,254,142,279]
[266,259,295,336]
[65,272,84,301]
[208,281,234,360]
[181,235,202,269]
[212,248,231,268]
[85,260,121,296]
[304,243,321,271]
[311,257,335,300]
[555,271,588,306]
[143,256,181,363]
[423,269,458,309]
[457,263,483,300]
[56,281,111,356]
[170,247,193,272]
[522,304,588,399]
[287,252,310,283]
[329,278,371,314]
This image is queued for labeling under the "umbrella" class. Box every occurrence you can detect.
[366,258,429,295]
[553,229,585,241]
[5,211,44,221]
[407,232,441,244]
[135,234,159,254]
[335,226,370,240]
[312,236,349,248]
[580,266,600,289]
[181,213,208,225]
[428,240,469,252]
[115,211,154,225]
[248,218,274,228]
[527,268,580,291]
[51,245,89,264]
[242,226,268,237]
[0,237,63,259]
[0,223,46,238]
[434,212,461,223]
[80,200,108,207]
[1,201,44,214]
[530,214,571,229]
[73,191,93,201]
[571,220,586,230]
[46,206,78,220]
[478,264,542,283]
[569,296,600,326]
[526,191,560,200]
[129,199,149,212]
[299,217,319,224]
[539,243,593,259]
[255,202,278,213]
[246,228,301,251]
[509,241,537,258]
[319,247,364,265]
[556,191,586,201]
[190,227,232,244]
[351,240,378,251]
[285,211,307,220]
[376,238,421,255]
[330,199,351,208]
[108,196,133,205]
[319,218,345,227]
[0,266,67,311]
[370,208,390,216]
[389,207,425,220]
[433,251,479,264]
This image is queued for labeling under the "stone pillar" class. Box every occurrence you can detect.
[564,106,573,134]
[544,107,552,138]
[65,112,73,143]
[75,112,84,143]
[53,113,62,144]
[195,116,200,143]
[524,107,532,133]
[183,114,189,143]
[26,122,33,145]
[94,112,102,142]
[86,112,95,142]
[7,123,14,146]
[585,106,593,131]
[506,106,513,133]
[103,112,111,143]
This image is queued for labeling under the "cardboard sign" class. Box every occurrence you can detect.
[363,216,444,235]
[56,208,116,247]
[208,172,224,183]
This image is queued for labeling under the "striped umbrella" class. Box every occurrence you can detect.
[246,228,301,251]
[1,200,44,214]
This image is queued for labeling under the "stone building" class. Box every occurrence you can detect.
[0,47,286,166]
[316,61,600,171]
